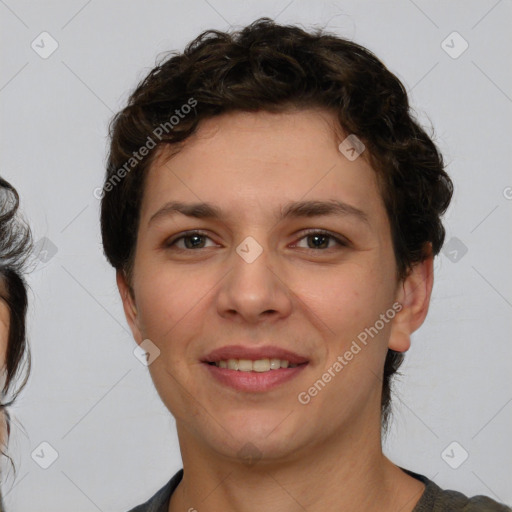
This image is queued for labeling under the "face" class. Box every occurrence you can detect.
[118,109,432,462]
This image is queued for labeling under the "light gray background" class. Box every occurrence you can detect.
[1,1,511,510]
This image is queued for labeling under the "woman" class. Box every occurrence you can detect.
[0,176,32,510]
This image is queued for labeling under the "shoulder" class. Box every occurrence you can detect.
[403,468,511,512]
[126,469,183,512]
[429,487,511,511]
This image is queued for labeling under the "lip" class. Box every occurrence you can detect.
[203,362,308,392]
[202,345,309,365]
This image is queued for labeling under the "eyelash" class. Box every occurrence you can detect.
[164,229,349,252]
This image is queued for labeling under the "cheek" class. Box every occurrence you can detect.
[133,264,213,344]
[0,310,9,369]
[297,261,395,338]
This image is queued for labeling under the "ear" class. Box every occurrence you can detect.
[116,270,143,344]
[388,251,434,352]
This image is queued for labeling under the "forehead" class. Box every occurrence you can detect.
[140,109,385,225]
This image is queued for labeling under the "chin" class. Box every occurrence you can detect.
[204,411,305,457]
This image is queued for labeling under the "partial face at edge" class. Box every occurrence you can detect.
[0,292,9,378]
[117,108,432,462]
[0,292,10,447]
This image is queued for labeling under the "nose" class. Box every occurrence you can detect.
[215,240,293,325]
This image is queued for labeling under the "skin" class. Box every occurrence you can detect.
[0,293,9,448]
[117,109,434,512]
[0,300,7,368]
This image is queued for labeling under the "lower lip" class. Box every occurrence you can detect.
[202,363,308,392]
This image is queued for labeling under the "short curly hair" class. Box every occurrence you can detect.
[100,17,453,429]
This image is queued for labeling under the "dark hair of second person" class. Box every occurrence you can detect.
[0,175,31,475]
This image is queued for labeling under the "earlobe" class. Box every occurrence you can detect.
[116,270,143,344]
[388,253,434,353]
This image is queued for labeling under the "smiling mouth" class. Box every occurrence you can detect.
[203,357,308,392]
[205,358,307,372]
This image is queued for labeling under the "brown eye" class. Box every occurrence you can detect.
[293,230,348,250]
[165,231,216,250]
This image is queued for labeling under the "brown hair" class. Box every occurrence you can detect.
[100,18,453,428]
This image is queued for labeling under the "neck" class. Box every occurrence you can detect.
[169,417,425,512]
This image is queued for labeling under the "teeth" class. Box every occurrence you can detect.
[269,358,281,370]
[227,359,239,370]
[213,358,299,371]
[238,359,253,372]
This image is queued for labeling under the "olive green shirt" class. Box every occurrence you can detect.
[127,467,511,511]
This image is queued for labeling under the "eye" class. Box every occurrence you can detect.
[164,229,349,252]
[292,230,348,250]
[164,231,217,250]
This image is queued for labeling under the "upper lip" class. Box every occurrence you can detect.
[202,345,309,365]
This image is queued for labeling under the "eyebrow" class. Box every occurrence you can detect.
[148,199,369,226]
